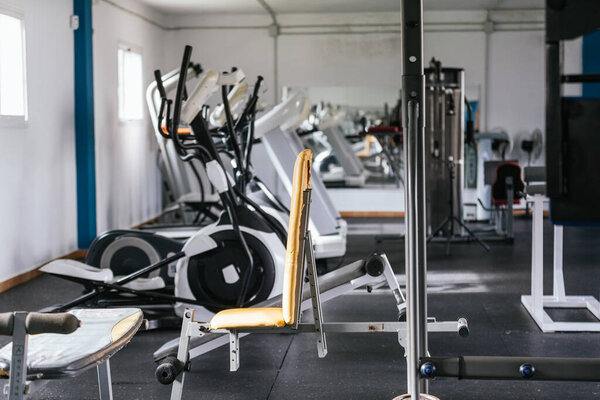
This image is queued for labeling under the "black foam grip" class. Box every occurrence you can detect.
[156,356,185,385]
[154,70,167,99]
[0,313,14,336]
[25,312,81,335]
[364,253,385,277]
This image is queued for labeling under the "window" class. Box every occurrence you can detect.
[0,9,27,119]
[117,45,143,121]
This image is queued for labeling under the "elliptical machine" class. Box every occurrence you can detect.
[42,46,287,324]
[161,58,288,320]
[84,66,283,292]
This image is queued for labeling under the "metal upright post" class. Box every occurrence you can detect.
[8,313,28,400]
[401,0,428,397]
[531,195,544,317]
[552,225,566,300]
[305,231,328,358]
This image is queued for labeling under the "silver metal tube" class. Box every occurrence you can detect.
[401,0,428,397]
[96,360,114,400]
[8,312,28,400]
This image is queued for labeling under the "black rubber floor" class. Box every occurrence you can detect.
[1,218,599,399]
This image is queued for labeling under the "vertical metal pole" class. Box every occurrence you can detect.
[401,0,428,397]
[552,225,566,300]
[73,0,97,248]
[8,313,28,400]
[531,195,544,317]
[483,11,492,133]
[545,39,562,198]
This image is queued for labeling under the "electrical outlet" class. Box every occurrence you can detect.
[70,15,79,30]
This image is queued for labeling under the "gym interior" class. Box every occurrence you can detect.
[0,0,598,399]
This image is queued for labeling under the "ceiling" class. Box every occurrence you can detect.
[136,0,544,15]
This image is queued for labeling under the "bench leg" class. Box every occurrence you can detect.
[97,360,113,400]
[381,253,407,317]
[229,330,239,371]
[171,311,193,400]
[306,232,327,358]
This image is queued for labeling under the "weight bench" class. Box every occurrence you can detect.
[158,150,467,399]
[152,255,402,364]
[0,308,143,399]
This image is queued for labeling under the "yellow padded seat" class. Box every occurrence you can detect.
[208,149,312,330]
[209,308,285,329]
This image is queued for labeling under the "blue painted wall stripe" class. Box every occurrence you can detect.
[73,0,96,248]
[582,30,600,98]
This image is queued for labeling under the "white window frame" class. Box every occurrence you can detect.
[117,43,144,124]
[0,4,28,127]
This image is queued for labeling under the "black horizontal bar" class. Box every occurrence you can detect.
[421,356,600,382]
[561,74,600,83]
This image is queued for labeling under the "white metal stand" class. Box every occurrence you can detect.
[521,195,600,332]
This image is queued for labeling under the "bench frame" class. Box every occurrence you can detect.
[3,312,115,400]
[168,189,467,400]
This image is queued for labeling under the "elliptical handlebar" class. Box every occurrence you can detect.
[154,69,172,140]
[171,46,193,143]
[164,46,256,308]
[153,46,289,308]
[154,69,168,100]
[242,75,264,174]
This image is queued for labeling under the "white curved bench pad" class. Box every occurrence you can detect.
[0,308,142,374]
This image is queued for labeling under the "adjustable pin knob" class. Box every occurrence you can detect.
[420,362,436,378]
[519,363,535,379]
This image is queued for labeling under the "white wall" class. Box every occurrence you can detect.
[0,0,77,282]
[164,10,556,167]
[487,30,545,164]
[163,14,276,103]
[93,0,167,232]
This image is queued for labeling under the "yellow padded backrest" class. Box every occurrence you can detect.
[282,149,312,325]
